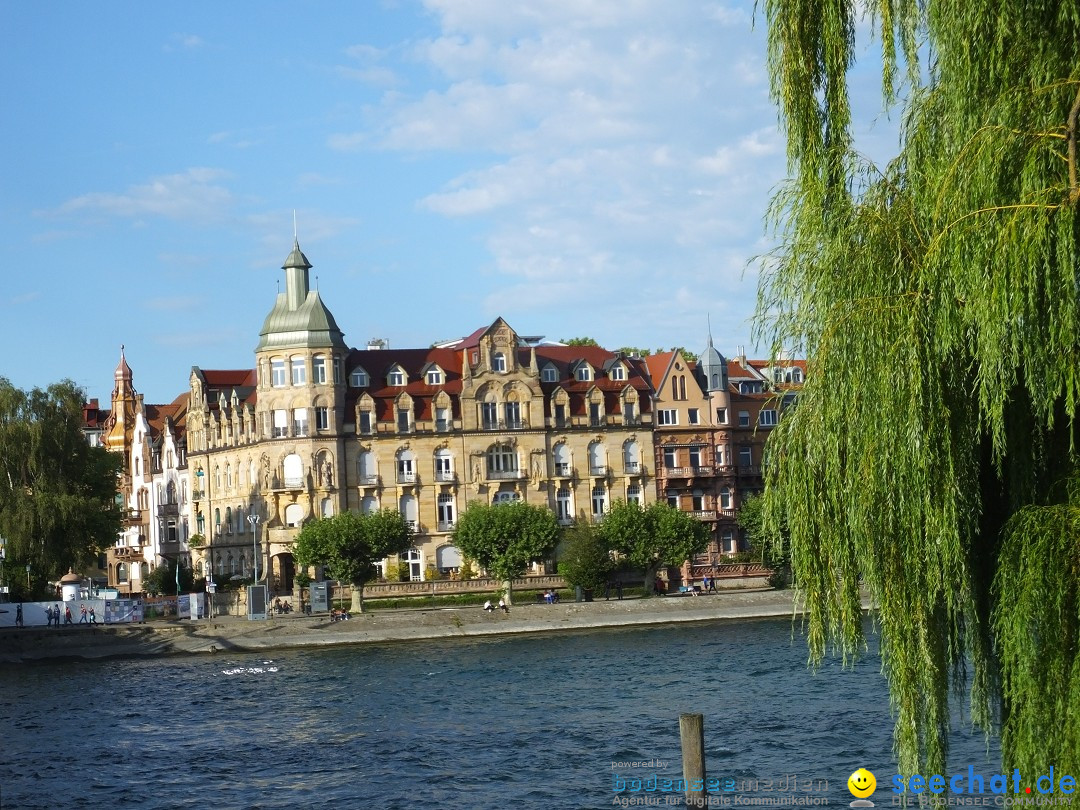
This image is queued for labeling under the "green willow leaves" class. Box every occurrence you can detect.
[758,0,1080,778]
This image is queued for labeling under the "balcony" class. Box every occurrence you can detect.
[552,418,572,429]
[358,474,380,486]
[589,465,608,477]
[437,520,456,532]
[554,463,572,477]
[664,466,712,478]
[434,470,456,483]
[487,468,524,481]
[689,510,717,521]
[482,419,528,431]
[156,503,179,518]
[738,465,761,477]
[191,489,205,501]
[435,420,450,432]
[557,516,574,526]
[718,509,737,519]
[397,471,417,484]
[623,462,640,475]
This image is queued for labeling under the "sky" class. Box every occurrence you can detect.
[1,1,898,407]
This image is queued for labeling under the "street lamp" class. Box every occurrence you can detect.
[247,513,261,585]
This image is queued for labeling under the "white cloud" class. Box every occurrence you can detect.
[53,168,233,223]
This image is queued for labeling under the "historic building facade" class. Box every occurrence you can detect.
[92,239,801,596]
[99,349,193,595]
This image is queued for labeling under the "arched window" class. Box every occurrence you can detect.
[627,484,642,505]
[588,442,606,475]
[623,441,640,474]
[434,448,454,481]
[399,494,418,528]
[397,450,416,483]
[553,443,571,476]
[358,451,377,484]
[225,507,233,533]
[285,503,304,527]
[117,563,128,583]
[283,453,304,488]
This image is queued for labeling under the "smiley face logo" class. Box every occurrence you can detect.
[848,768,877,799]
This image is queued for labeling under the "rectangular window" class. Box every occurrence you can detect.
[291,358,306,386]
[666,490,679,508]
[272,409,288,438]
[315,407,329,431]
[293,408,308,437]
[397,409,411,433]
[739,447,753,467]
[738,411,751,427]
[657,409,678,426]
[505,402,521,429]
[689,446,703,468]
[313,356,327,384]
[437,494,455,529]
[688,408,700,425]
[482,402,498,430]
[716,408,727,424]
[435,407,450,432]
[554,403,567,427]
[589,403,602,427]
[389,370,405,386]
[759,409,777,426]
[350,369,368,388]
[627,484,642,505]
[359,411,372,434]
[271,360,287,388]
[610,365,625,381]
[622,402,636,424]
[333,357,342,385]
[427,369,442,385]
[664,447,678,468]
[543,366,558,382]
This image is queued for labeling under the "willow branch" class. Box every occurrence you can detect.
[1068,83,1080,201]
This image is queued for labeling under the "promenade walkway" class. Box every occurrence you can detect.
[0,589,817,664]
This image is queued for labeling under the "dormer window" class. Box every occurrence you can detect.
[773,367,783,383]
[542,365,558,383]
[609,364,626,381]
[492,352,506,373]
[388,368,405,386]
[427,368,443,385]
[350,368,369,388]
[576,364,592,382]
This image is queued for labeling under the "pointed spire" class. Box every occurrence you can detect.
[115,344,132,381]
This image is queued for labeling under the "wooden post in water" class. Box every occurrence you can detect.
[680,712,706,807]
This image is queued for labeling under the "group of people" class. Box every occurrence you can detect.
[483,598,510,614]
[538,589,560,604]
[701,576,718,593]
[41,603,97,626]
[273,598,293,615]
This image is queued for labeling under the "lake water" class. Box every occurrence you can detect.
[0,617,1000,809]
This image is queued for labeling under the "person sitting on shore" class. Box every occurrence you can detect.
[498,598,509,614]
[483,600,495,612]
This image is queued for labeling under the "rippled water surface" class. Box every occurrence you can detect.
[0,618,998,809]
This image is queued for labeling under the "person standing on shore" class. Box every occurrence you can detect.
[15,604,23,627]
[88,606,97,624]
[79,604,88,623]
[64,605,73,625]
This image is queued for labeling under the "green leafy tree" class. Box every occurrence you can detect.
[758,0,1080,778]
[560,336,600,347]
[0,379,122,594]
[597,501,710,594]
[736,495,790,588]
[452,500,559,604]
[293,509,413,613]
[143,559,195,597]
[557,524,613,593]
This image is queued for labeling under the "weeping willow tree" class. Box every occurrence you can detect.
[757,0,1080,781]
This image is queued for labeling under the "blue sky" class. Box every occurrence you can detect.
[1,1,897,406]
